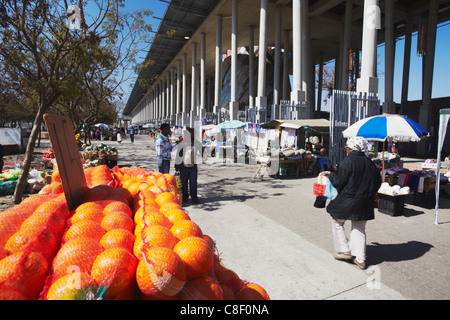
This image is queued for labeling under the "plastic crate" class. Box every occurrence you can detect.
[377,193,406,217]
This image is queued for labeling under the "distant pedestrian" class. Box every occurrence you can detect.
[320,137,381,269]
[175,127,203,204]
[129,126,135,143]
[155,123,176,174]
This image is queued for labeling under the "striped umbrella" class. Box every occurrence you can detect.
[342,114,429,142]
[342,114,429,182]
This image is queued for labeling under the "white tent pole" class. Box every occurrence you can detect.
[435,112,450,225]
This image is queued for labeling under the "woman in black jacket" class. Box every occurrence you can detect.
[320,137,381,269]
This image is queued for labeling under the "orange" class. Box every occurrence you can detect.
[0,252,49,299]
[235,282,270,300]
[156,176,169,191]
[62,220,106,243]
[170,220,203,241]
[159,202,183,215]
[141,225,178,250]
[142,212,173,229]
[136,247,186,299]
[102,201,132,217]
[51,237,104,280]
[203,235,216,251]
[4,229,58,264]
[155,192,178,206]
[109,187,133,204]
[51,169,61,183]
[121,178,137,190]
[74,201,104,214]
[82,185,113,202]
[170,191,183,205]
[163,174,177,191]
[213,262,241,289]
[164,208,191,224]
[101,211,134,233]
[20,210,67,239]
[51,182,64,194]
[128,182,143,197]
[148,184,164,195]
[173,236,214,280]
[45,272,97,300]
[134,222,144,239]
[100,229,136,252]
[91,248,138,299]
[133,236,144,260]
[179,276,224,300]
[70,207,104,225]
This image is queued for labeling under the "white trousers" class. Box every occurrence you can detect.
[331,218,367,262]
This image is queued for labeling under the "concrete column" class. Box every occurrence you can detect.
[248,25,255,109]
[182,53,187,126]
[191,42,197,125]
[171,68,175,119]
[214,15,223,121]
[200,33,206,119]
[229,0,239,121]
[341,0,353,91]
[418,0,440,155]
[256,0,268,122]
[291,0,305,102]
[384,0,395,113]
[282,29,291,101]
[357,0,379,93]
[401,14,412,114]
[272,5,282,120]
[166,75,170,121]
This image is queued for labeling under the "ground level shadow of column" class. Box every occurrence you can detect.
[366,241,434,266]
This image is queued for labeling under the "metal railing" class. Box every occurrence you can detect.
[329,90,380,164]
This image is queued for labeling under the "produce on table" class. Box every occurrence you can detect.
[42,148,55,162]
[0,164,269,300]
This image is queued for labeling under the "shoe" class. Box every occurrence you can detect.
[333,251,353,261]
[191,198,200,204]
[353,258,367,270]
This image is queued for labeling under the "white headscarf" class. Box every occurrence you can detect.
[346,136,369,154]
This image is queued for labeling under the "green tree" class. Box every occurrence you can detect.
[0,0,151,204]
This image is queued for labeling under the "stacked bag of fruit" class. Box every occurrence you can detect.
[0,164,269,300]
[114,166,270,300]
[0,194,70,299]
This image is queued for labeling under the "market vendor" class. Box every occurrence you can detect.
[313,148,334,174]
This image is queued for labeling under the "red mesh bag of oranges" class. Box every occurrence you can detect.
[0,194,70,299]
[41,185,139,300]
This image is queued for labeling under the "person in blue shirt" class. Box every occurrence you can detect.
[155,123,176,174]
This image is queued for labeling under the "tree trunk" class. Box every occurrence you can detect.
[13,106,46,204]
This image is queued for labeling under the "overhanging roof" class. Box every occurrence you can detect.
[124,0,220,116]
[261,118,330,130]
[124,0,450,117]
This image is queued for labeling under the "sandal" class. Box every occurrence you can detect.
[333,251,353,261]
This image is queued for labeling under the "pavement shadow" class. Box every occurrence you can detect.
[367,240,434,266]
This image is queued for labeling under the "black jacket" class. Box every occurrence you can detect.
[326,151,381,221]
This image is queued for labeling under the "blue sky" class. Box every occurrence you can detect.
[120,1,450,111]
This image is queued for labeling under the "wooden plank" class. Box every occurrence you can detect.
[43,114,87,211]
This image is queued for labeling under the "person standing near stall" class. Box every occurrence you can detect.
[320,137,381,270]
[175,127,203,204]
[155,123,176,174]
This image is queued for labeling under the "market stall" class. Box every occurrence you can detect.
[258,119,330,178]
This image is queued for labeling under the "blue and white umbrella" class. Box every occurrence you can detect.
[343,114,429,182]
[342,114,429,142]
[210,120,247,135]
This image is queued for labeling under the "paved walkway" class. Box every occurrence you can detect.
[107,134,449,300]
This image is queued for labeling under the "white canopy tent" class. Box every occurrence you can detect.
[435,108,450,225]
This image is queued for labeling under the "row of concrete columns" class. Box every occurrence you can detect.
[133,0,320,126]
[132,0,439,139]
